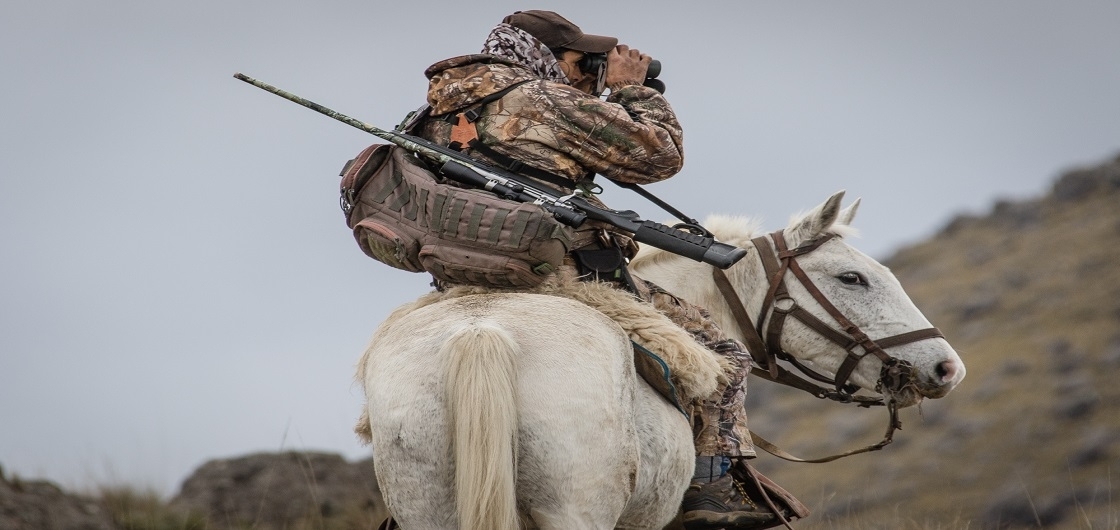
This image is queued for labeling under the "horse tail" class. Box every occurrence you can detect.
[443,323,520,530]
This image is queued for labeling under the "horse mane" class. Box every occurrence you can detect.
[631,215,762,269]
[631,211,859,269]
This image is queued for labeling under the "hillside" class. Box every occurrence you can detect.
[747,154,1120,529]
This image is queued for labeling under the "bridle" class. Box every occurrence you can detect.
[712,230,945,462]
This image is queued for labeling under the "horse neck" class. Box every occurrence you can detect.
[633,242,771,347]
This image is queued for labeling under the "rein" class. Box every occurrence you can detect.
[712,230,944,463]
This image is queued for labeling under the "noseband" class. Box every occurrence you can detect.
[712,230,945,462]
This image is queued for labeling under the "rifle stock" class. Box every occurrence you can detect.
[234,72,747,269]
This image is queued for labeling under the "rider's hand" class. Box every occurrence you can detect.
[605,45,651,91]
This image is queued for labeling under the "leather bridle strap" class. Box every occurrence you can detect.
[711,268,883,407]
[711,267,773,375]
[874,327,947,349]
[749,400,901,463]
[766,231,944,395]
[752,233,866,394]
[710,229,948,464]
[713,267,883,407]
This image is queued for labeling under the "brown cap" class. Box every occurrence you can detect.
[502,10,618,53]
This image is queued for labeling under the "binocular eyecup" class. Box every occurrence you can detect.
[643,59,665,94]
[578,55,667,95]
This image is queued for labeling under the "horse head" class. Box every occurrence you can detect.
[764,191,965,407]
[631,191,965,409]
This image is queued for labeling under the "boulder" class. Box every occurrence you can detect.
[0,466,118,530]
[169,451,387,529]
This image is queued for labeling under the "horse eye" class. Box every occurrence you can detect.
[838,272,867,286]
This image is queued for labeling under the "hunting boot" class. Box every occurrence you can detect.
[681,461,808,530]
[681,474,777,529]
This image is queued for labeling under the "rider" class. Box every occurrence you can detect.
[410,10,804,529]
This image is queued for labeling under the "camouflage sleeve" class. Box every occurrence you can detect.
[551,84,684,184]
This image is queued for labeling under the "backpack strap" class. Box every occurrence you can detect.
[395,104,432,134]
[446,79,535,150]
[438,79,584,193]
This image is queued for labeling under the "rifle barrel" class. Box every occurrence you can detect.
[233,72,439,158]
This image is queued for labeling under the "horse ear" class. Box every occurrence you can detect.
[838,197,861,226]
[787,190,846,246]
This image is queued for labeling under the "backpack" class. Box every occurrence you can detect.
[338,113,574,289]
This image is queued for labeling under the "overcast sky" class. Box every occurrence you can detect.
[2,1,1118,495]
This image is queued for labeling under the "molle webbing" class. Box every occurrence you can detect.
[363,158,556,249]
[340,142,573,288]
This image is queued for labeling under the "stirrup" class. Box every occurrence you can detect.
[730,460,810,529]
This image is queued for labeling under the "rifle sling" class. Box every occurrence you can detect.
[466,139,578,195]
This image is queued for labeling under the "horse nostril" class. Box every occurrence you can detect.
[935,360,957,383]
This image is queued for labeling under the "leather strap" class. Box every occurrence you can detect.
[749,400,900,464]
[712,268,774,376]
[875,327,944,349]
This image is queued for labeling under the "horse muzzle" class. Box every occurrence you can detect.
[889,354,965,406]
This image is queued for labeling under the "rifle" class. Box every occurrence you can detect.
[233,73,747,269]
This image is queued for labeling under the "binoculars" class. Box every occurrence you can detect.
[578,54,666,94]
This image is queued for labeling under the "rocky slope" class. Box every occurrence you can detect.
[0,466,117,530]
[0,453,387,530]
[747,153,1120,529]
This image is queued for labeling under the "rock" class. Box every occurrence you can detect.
[1052,169,1104,202]
[168,451,387,530]
[1051,161,1120,202]
[0,466,118,530]
[990,199,1042,229]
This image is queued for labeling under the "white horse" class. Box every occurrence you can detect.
[357,191,965,529]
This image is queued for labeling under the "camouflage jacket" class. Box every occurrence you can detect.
[417,54,685,186]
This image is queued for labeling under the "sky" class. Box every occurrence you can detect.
[2,1,1118,496]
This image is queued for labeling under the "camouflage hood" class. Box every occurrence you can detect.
[424,54,541,117]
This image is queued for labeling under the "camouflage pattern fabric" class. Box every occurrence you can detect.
[418,54,683,254]
[419,55,684,185]
[480,23,568,84]
[639,278,756,459]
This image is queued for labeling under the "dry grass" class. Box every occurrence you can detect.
[98,486,206,530]
[97,484,383,530]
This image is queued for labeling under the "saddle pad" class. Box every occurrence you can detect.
[632,341,688,416]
